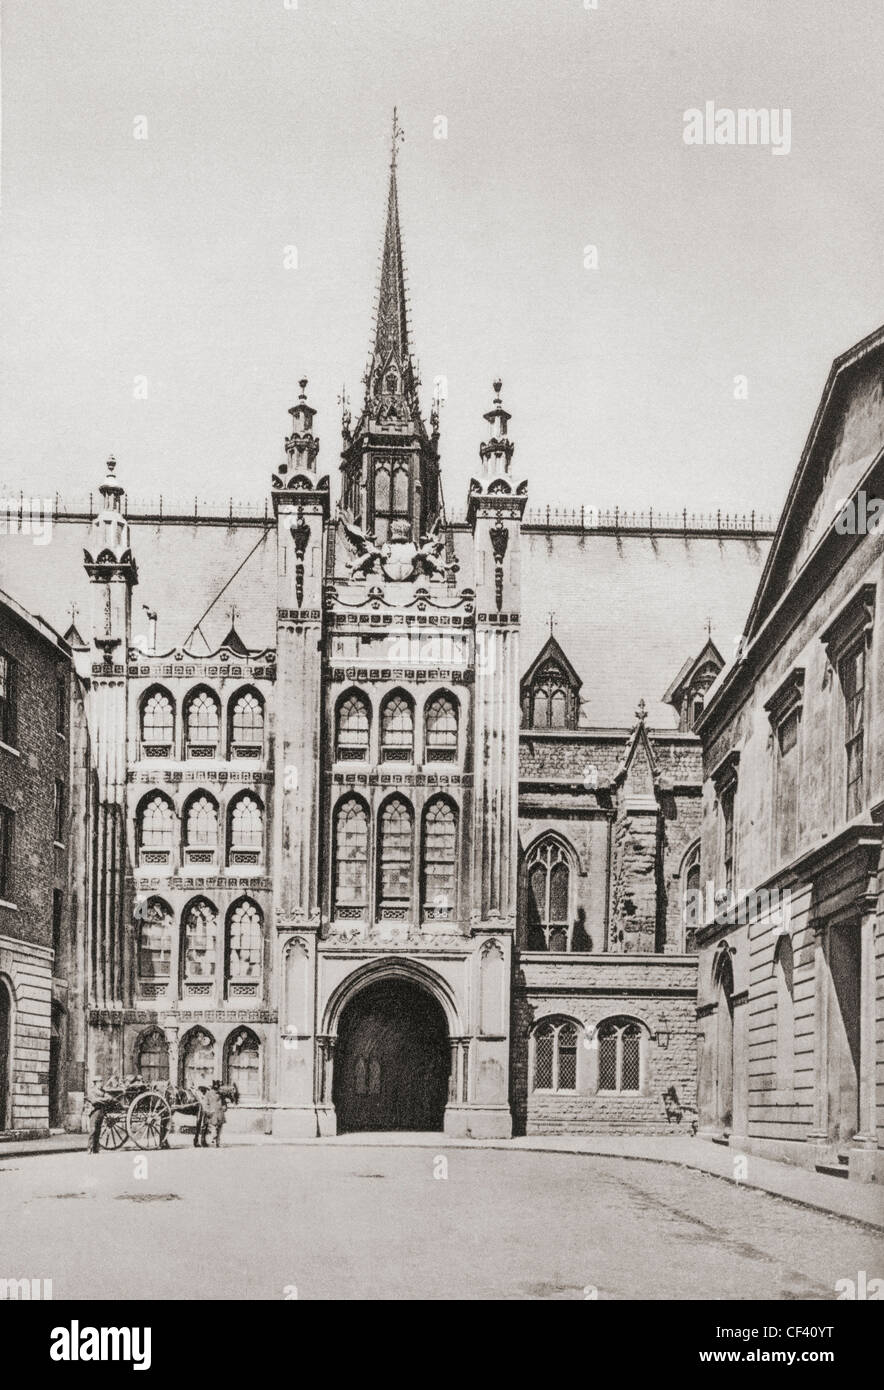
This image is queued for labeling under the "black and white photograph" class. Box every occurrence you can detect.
[0,0,882,1351]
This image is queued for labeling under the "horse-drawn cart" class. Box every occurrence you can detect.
[96,1079,203,1150]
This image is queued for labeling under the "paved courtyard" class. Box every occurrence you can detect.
[1,1141,880,1300]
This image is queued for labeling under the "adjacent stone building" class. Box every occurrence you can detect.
[0,130,775,1137]
[0,589,85,1135]
[695,325,884,1181]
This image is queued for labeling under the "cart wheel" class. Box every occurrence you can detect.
[98,1109,128,1150]
[127,1092,172,1150]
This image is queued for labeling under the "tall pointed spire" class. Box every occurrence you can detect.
[362,108,419,423]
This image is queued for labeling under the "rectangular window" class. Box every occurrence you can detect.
[841,643,865,818]
[56,668,67,734]
[0,807,13,900]
[721,785,735,894]
[775,707,801,859]
[52,889,63,965]
[0,651,17,747]
[54,779,66,844]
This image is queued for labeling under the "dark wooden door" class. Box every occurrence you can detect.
[0,981,11,1131]
[334,979,449,1133]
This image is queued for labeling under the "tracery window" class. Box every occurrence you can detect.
[140,688,174,754]
[597,1018,642,1093]
[526,839,572,951]
[138,793,176,864]
[181,1028,215,1091]
[183,794,219,859]
[227,792,264,865]
[532,1019,579,1092]
[380,692,414,761]
[229,689,264,757]
[182,898,218,980]
[137,897,173,980]
[378,796,413,916]
[527,662,573,730]
[333,796,369,917]
[681,841,701,952]
[136,1028,169,1085]
[336,691,370,761]
[424,693,458,762]
[421,798,457,918]
[184,688,221,756]
[225,1028,261,1099]
[226,899,263,983]
[374,454,410,542]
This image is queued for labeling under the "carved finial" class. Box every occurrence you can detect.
[298,378,308,401]
[705,616,712,639]
[493,378,503,402]
[548,612,557,637]
[635,698,648,723]
[106,454,117,475]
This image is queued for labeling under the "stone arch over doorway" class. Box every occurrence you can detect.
[326,962,457,1134]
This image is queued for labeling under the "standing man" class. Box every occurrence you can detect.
[200,1080,227,1148]
[86,1077,111,1154]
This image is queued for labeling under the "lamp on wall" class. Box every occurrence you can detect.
[656,1030,670,1049]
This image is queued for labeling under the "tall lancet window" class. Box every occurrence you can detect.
[378,797,413,918]
[333,796,369,919]
[374,455,410,542]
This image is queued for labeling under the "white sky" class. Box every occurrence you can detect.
[1,0,882,519]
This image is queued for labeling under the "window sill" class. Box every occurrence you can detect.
[0,741,20,758]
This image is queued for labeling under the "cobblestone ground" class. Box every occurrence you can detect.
[1,1142,880,1300]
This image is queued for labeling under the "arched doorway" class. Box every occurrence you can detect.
[715,952,735,1133]
[49,1004,65,1128]
[0,979,12,1131]
[333,977,450,1133]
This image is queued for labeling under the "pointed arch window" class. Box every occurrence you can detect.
[681,841,702,952]
[422,798,457,919]
[226,899,263,985]
[532,1019,579,1092]
[182,898,218,981]
[336,691,370,761]
[374,454,410,542]
[138,793,176,867]
[424,693,458,763]
[526,662,576,730]
[136,897,173,980]
[333,796,369,919]
[229,689,264,757]
[381,693,414,762]
[228,792,264,866]
[136,1028,169,1085]
[378,796,413,918]
[597,1019,643,1093]
[225,1027,261,1098]
[184,688,221,757]
[183,793,218,865]
[140,688,175,756]
[526,839,572,951]
[181,1027,215,1091]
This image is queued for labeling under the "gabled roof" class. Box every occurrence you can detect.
[521,634,583,691]
[743,323,884,642]
[662,638,724,708]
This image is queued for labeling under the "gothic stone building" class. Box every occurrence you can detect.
[0,146,773,1138]
[695,325,884,1182]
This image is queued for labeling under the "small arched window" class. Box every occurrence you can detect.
[380,693,414,761]
[184,688,221,757]
[424,693,458,762]
[136,897,173,980]
[336,691,370,761]
[225,1027,261,1099]
[229,689,264,757]
[526,839,572,951]
[597,1018,643,1093]
[227,793,264,865]
[378,796,413,916]
[140,688,175,754]
[682,841,702,952]
[136,1028,169,1085]
[226,899,263,984]
[182,898,218,981]
[422,798,457,918]
[181,1027,215,1091]
[333,796,369,918]
[774,934,795,1090]
[138,793,176,864]
[532,1019,579,1092]
[532,664,572,729]
[183,793,219,862]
